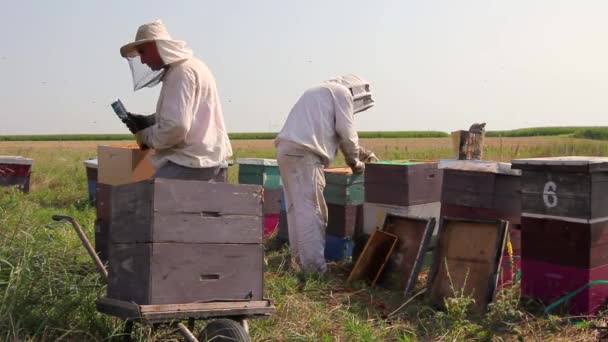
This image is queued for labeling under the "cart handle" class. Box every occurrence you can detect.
[50,214,108,282]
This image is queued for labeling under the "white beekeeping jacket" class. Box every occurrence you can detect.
[140,56,233,168]
[275,82,360,167]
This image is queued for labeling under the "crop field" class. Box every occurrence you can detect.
[1,136,608,341]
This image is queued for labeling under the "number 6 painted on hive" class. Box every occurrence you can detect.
[543,181,558,208]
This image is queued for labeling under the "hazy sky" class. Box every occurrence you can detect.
[2,0,608,134]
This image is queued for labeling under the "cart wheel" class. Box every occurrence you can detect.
[199,319,250,342]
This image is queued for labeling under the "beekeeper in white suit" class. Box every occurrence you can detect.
[119,19,232,181]
[275,74,377,273]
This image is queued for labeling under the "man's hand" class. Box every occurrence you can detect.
[359,146,379,163]
[123,113,156,134]
[350,160,365,174]
[134,132,150,150]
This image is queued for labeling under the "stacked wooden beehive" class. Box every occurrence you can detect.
[323,168,365,261]
[512,157,608,315]
[107,178,265,304]
[439,160,522,287]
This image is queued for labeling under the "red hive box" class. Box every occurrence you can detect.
[0,156,33,193]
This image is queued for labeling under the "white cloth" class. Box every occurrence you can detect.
[275,82,360,168]
[121,20,194,90]
[277,141,328,273]
[140,57,233,169]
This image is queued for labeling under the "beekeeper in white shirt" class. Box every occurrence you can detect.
[275,74,377,273]
[119,19,232,181]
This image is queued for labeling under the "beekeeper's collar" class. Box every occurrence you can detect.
[326,74,375,114]
[120,20,193,91]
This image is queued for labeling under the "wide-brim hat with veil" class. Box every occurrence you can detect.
[120,19,193,90]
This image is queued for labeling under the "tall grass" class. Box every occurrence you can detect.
[0,139,604,340]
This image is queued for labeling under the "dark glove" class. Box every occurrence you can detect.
[123,113,156,134]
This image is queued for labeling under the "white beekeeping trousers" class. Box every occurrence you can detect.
[277,142,328,273]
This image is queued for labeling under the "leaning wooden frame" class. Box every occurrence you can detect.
[426,216,508,315]
[381,214,436,297]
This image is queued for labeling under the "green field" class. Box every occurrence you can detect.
[0,139,605,341]
[3,126,608,142]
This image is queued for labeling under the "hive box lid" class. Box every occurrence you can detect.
[97,145,155,185]
[324,167,364,185]
[236,158,277,166]
[439,159,520,176]
[512,156,608,173]
[0,156,33,165]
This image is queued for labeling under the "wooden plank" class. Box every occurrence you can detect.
[382,215,435,296]
[427,217,507,314]
[151,213,262,244]
[154,179,263,216]
[112,212,264,244]
[348,230,398,287]
[96,297,275,322]
[139,300,273,313]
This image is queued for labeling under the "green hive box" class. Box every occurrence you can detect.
[237,158,282,189]
[324,167,365,205]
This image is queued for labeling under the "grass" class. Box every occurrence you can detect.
[1,137,607,341]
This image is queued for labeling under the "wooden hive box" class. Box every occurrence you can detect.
[512,157,608,220]
[237,158,282,189]
[440,160,522,224]
[364,161,443,206]
[324,167,364,205]
[107,179,264,305]
[0,156,33,193]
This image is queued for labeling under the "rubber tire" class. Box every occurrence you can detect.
[199,319,250,342]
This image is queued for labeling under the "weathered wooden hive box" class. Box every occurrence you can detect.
[512,156,608,315]
[439,160,522,288]
[364,161,443,207]
[107,178,264,305]
[440,160,522,224]
[0,156,33,193]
